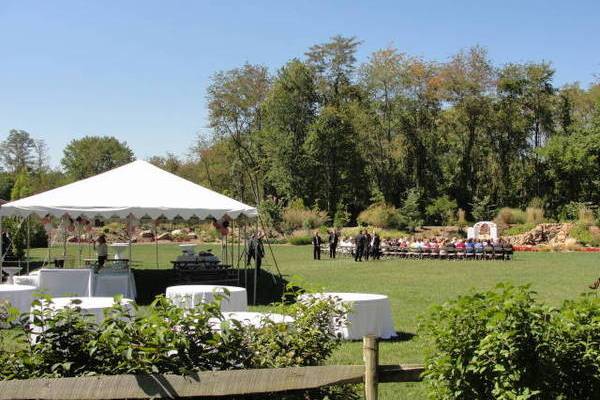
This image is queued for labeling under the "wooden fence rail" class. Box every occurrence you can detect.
[0,337,423,400]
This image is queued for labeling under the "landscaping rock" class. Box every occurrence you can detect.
[156,232,172,241]
[139,230,154,238]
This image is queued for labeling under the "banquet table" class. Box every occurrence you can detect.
[38,269,94,297]
[300,292,396,340]
[0,284,37,312]
[166,285,248,311]
[31,296,135,324]
[13,271,40,287]
[210,311,294,330]
[93,269,137,298]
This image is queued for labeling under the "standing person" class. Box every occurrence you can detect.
[247,232,265,271]
[354,230,365,262]
[364,231,372,261]
[328,229,339,259]
[372,232,381,260]
[312,231,322,260]
[93,234,108,272]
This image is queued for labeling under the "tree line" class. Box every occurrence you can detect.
[2,35,600,226]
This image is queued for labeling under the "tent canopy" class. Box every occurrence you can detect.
[0,160,257,220]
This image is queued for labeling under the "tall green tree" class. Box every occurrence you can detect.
[303,106,367,218]
[441,46,495,211]
[305,35,361,105]
[206,63,271,204]
[262,60,318,203]
[61,136,135,179]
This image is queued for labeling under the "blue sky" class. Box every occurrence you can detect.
[1,0,599,166]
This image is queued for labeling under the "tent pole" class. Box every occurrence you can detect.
[77,220,82,268]
[26,216,30,274]
[154,220,159,269]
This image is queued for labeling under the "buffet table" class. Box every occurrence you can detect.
[300,292,396,340]
[13,268,136,299]
[166,285,247,311]
[0,284,37,312]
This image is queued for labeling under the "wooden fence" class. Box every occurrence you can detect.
[0,336,424,400]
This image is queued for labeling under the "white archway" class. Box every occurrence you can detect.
[467,221,498,241]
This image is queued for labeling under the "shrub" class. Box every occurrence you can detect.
[357,203,401,229]
[333,203,351,228]
[288,234,312,245]
[425,196,458,226]
[525,207,544,224]
[1,294,356,399]
[503,223,535,236]
[471,195,496,221]
[398,189,424,232]
[569,223,600,246]
[578,206,596,226]
[421,284,600,400]
[421,284,551,400]
[282,205,329,233]
[495,207,527,225]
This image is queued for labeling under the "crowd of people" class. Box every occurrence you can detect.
[311,230,514,261]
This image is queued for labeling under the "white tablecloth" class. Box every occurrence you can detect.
[38,269,94,297]
[300,292,396,340]
[0,284,37,312]
[32,296,135,323]
[166,285,248,311]
[94,270,137,298]
[211,311,294,329]
[13,271,40,287]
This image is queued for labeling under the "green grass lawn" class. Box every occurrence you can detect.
[11,244,600,399]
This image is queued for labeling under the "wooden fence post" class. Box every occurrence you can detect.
[363,335,379,400]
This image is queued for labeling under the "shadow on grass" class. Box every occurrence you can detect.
[132,267,300,306]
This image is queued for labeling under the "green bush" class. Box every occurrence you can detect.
[282,202,329,234]
[570,223,600,246]
[0,294,357,399]
[503,223,535,236]
[288,234,312,245]
[425,196,458,226]
[421,284,600,400]
[357,202,401,229]
[495,207,527,225]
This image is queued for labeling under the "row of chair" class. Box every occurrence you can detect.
[381,246,514,261]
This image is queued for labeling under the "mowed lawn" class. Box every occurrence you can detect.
[20,244,600,399]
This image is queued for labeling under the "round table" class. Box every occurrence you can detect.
[212,311,294,329]
[32,296,135,323]
[166,285,248,311]
[299,292,396,340]
[0,284,37,312]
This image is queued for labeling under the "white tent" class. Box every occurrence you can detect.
[0,160,257,219]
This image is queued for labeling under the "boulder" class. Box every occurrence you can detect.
[139,230,154,238]
[156,232,172,241]
[187,232,198,240]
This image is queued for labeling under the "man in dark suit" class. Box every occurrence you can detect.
[354,230,365,262]
[328,229,338,259]
[312,231,322,260]
[372,232,381,260]
[364,231,372,261]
